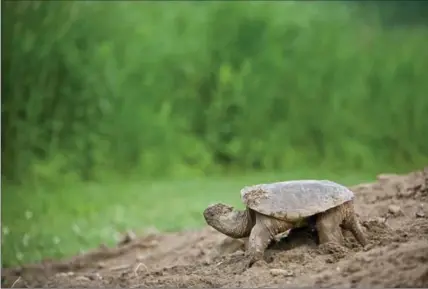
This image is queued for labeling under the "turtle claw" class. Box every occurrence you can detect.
[248,258,268,268]
[245,252,266,268]
[247,257,256,268]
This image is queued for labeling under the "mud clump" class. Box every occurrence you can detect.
[2,167,428,288]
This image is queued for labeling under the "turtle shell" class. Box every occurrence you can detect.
[240,180,354,221]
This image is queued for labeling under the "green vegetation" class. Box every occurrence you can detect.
[2,1,428,267]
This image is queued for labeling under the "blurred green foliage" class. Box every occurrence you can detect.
[2,1,428,185]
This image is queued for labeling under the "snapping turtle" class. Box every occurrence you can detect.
[203,180,367,265]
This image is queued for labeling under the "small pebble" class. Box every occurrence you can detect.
[416,211,425,218]
[388,205,401,215]
[55,271,74,277]
[87,273,102,281]
[416,204,425,218]
[269,268,294,277]
[75,276,90,282]
[375,217,387,223]
[97,262,106,269]
[398,190,413,198]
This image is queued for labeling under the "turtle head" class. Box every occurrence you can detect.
[203,203,252,238]
[203,203,234,222]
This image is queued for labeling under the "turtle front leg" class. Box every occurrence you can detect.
[316,201,367,248]
[247,222,271,267]
[247,214,292,267]
[316,201,369,257]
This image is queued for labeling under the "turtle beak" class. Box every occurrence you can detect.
[203,207,211,216]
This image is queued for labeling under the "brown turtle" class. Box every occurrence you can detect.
[203,180,367,266]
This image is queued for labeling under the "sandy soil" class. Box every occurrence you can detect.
[2,168,428,288]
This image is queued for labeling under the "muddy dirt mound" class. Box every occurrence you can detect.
[315,239,428,288]
[2,167,428,288]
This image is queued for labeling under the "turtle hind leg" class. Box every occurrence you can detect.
[340,201,368,247]
[315,205,345,245]
[247,214,292,267]
[316,201,367,247]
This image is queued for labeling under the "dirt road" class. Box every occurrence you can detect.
[2,168,428,288]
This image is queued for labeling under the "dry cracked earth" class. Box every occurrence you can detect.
[2,168,428,288]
